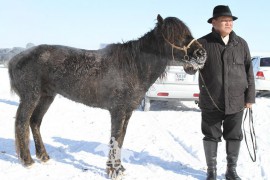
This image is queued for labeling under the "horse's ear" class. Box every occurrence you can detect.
[157,14,163,25]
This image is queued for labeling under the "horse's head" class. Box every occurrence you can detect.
[156,14,207,70]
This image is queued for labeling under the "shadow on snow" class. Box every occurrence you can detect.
[0,137,205,179]
[51,137,206,179]
[0,99,19,106]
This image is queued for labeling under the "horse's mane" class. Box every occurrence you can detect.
[102,16,192,79]
[160,17,192,42]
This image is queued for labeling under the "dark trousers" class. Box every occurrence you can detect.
[201,110,244,142]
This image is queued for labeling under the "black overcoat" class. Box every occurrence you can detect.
[186,29,255,114]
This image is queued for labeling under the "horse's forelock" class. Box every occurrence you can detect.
[162,17,192,42]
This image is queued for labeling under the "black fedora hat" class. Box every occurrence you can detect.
[207,5,238,23]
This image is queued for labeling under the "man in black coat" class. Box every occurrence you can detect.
[184,5,255,180]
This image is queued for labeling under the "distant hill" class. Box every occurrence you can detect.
[0,43,35,67]
[251,51,270,57]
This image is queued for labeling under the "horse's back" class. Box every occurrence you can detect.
[9,44,100,77]
[8,45,78,94]
[8,44,107,102]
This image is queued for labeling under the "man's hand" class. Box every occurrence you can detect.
[245,103,253,109]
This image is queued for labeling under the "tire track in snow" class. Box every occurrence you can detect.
[167,131,200,161]
[150,113,201,165]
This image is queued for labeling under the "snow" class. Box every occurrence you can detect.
[0,65,269,180]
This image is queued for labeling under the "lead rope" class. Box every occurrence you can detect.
[199,70,257,162]
[242,108,257,162]
[198,70,224,113]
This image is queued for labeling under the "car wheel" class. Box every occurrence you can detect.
[139,97,151,111]
[144,97,151,111]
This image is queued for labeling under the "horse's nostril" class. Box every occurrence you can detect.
[198,49,207,57]
[194,49,203,57]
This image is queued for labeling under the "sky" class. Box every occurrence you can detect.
[0,66,269,179]
[1,0,270,54]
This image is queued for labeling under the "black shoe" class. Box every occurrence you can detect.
[203,140,218,180]
[206,168,217,180]
[225,167,241,180]
[225,141,241,180]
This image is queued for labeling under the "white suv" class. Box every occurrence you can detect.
[140,61,199,111]
[252,56,270,96]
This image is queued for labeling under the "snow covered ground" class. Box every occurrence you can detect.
[0,66,269,180]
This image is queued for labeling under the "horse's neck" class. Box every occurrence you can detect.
[103,32,169,89]
[134,33,169,87]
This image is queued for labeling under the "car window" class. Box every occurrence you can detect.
[251,57,258,66]
[260,57,270,67]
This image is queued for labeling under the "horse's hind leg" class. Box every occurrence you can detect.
[15,96,40,167]
[30,94,56,163]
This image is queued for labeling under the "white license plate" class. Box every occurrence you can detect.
[175,73,186,81]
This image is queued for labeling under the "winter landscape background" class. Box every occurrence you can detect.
[0,64,269,180]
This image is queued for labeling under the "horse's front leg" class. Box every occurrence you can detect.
[118,111,132,148]
[106,109,127,179]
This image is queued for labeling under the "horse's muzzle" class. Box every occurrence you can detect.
[187,48,207,70]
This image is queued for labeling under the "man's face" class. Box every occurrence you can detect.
[212,16,233,37]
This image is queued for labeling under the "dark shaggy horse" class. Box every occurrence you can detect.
[8,14,206,178]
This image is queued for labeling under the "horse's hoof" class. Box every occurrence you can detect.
[106,167,125,180]
[37,153,50,163]
[119,165,126,172]
[23,160,35,168]
[108,170,124,180]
